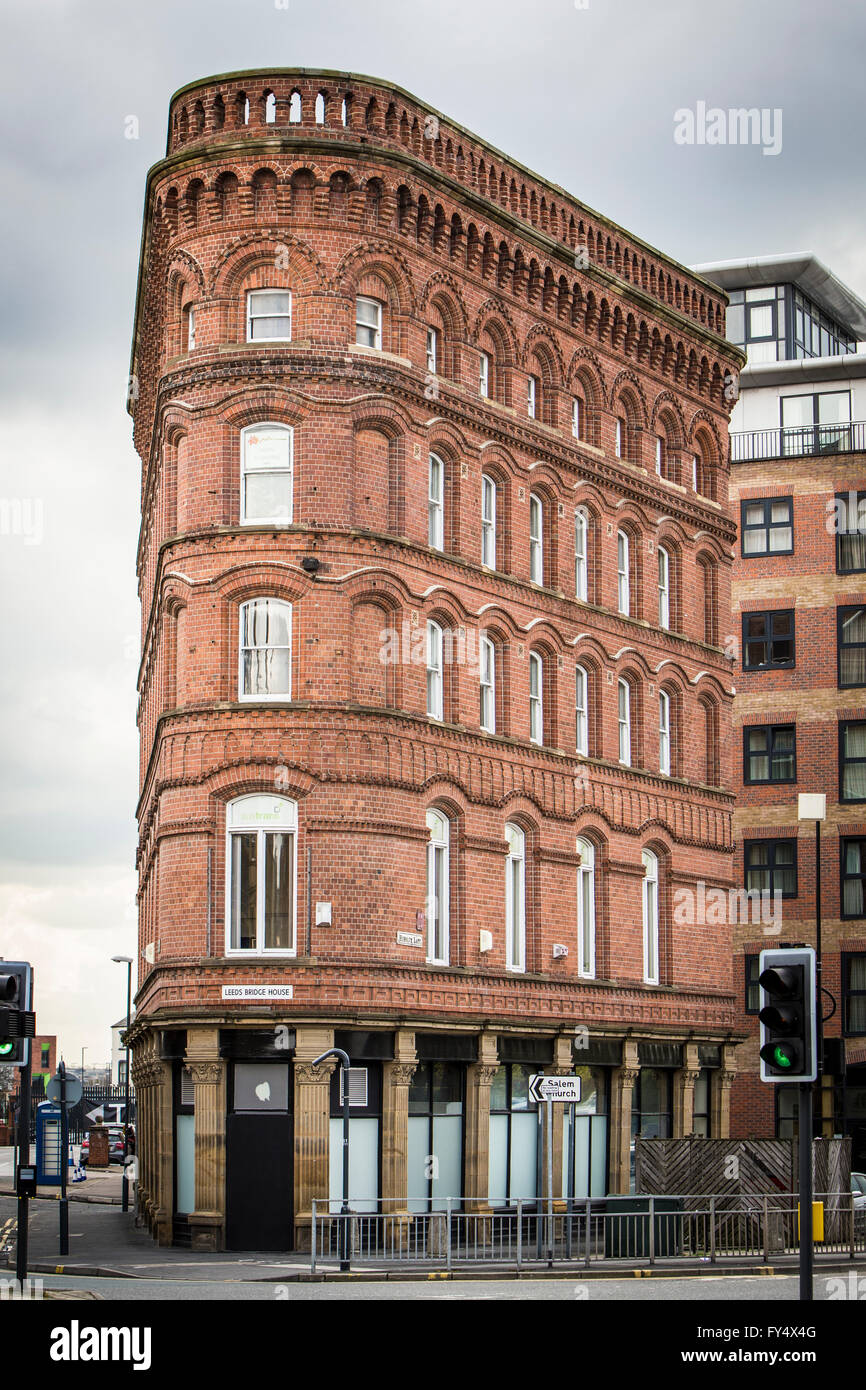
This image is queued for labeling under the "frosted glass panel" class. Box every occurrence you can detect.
[329,1117,378,1212]
[176,1114,195,1214]
[510,1113,538,1201]
[407,1116,430,1213]
[431,1115,462,1209]
[488,1114,509,1207]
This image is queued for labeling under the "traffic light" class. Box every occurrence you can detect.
[758,947,817,1083]
[0,962,33,1066]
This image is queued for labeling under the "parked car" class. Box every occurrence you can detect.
[80,1125,133,1167]
[851,1172,866,1211]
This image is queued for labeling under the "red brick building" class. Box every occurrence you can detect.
[128,69,744,1250]
[698,254,866,1166]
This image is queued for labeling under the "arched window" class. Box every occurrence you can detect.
[575,508,588,601]
[576,837,596,979]
[428,452,445,550]
[530,493,544,584]
[527,374,539,419]
[240,424,293,525]
[575,665,589,755]
[617,530,630,615]
[315,92,326,125]
[529,651,543,745]
[226,794,297,954]
[247,289,291,342]
[658,545,670,629]
[481,474,497,568]
[289,91,302,123]
[642,849,659,984]
[505,823,526,973]
[479,350,491,397]
[618,677,631,766]
[355,295,382,349]
[659,689,671,775]
[426,620,444,720]
[239,598,292,700]
[265,92,276,124]
[183,302,196,352]
[425,809,450,965]
[480,633,496,733]
[572,395,582,441]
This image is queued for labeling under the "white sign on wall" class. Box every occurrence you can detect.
[396,932,424,947]
[221,985,294,1001]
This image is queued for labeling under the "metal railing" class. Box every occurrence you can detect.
[731,421,866,462]
[309,1193,866,1272]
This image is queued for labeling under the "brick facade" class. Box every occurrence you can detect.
[128,68,744,1249]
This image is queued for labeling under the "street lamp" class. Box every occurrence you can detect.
[111,955,133,1214]
[80,1047,86,1085]
[312,1047,351,1270]
[797,794,826,1081]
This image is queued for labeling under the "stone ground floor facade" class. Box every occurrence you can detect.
[130,1018,738,1251]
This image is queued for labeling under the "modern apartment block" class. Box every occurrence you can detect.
[128,69,743,1251]
[697,253,866,1166]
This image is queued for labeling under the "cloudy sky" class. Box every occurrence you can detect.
[1,0,864,1066]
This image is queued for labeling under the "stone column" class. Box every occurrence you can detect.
[381,1029,417,1211]
[676,1042,701,1137]
[609,1040,640,1193]
[293,1024,334,1251]
[154,1051,174,1246]
[464,1033,499,1212]
[185,1026,226,1252]
[713,1046,738,1140]
[548,1035,575,1206]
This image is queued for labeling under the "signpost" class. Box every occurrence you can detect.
[529,1075,582,1266]
[47,1063,82,1255]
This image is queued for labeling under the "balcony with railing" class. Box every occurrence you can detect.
[731,420,866,462]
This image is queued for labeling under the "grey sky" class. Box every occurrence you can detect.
[1,0,863,1065]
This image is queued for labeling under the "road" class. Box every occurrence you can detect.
[13,1272,858,1300]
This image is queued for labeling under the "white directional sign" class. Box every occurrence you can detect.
[528,1074,582,1104]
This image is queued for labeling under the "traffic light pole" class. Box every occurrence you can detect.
[15,1054,31,1291]
[59,1060,69,1256]
[799,1081,813,1301]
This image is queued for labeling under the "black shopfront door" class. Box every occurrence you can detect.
[225,1059,293,1251]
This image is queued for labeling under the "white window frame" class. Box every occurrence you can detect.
[426,620,444,720]
[186,306,196,351]
[655,435,665,476]
[576,837,596,979]
[225,794,298,956]
[617,530,630,616]
[575,664,588,756]
[246,289,292,343]
[527,375,538,419]
[575,508,588,601]
[240,423,294,526]
[355,295,382,349]
[481,474,497,569]
[615,418,623,459]
[238,598,292,702]
[658,545,670,629]
[426,327,438,374]
[529,493,543,584]
[572,397,581,440]
[425,809,450,965]
[618,677,631,766]
[642,848,659,984]
[428,452,445,551]
[529,651,543,745]
[505,822,526,973]
[659,689,671,776]
[479,351,490,397]
[692,454,699,492]
[480,634,496,733]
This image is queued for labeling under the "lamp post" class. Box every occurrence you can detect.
[111,956,133,1214]
[797,792,826,1303]
[80,1047,86,1085]
[312,1047,351,1270]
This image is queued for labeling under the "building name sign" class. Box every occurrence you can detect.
[222,985,294,1001]
[396,931,424,947]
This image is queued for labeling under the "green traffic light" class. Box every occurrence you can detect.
[773,1045,793,1069]
[0,1042,13,1057]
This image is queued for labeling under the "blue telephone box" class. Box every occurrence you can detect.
[35,1102,65,1186]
